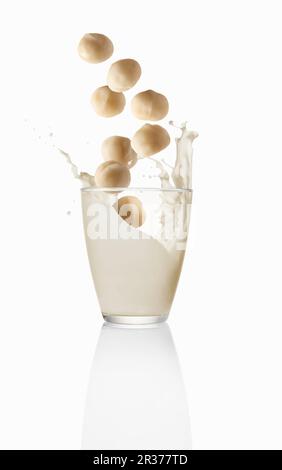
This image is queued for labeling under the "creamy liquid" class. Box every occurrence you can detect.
[83,235,184,316]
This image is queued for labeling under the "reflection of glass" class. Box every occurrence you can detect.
[82,323,191,450]
[81,187,192,324]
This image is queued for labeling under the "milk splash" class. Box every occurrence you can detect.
[150,122,198,250]
[30,119,197,251]
[31,118,197,191]
[58,121,198,191]
[170,121,198,190]
[56,147,96,187]
[143,121,198,191]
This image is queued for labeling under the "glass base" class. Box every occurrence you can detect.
[102,314,168,325]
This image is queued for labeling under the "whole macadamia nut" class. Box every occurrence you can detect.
[95,161,131,188]
[107,59,141,92]
[131,90,169,121]
[91,86,126,117]
[132,124,170,157]
[114,196,146,228]
[78,33,113,63]
[102,136,137,167]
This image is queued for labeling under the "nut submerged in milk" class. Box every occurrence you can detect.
[114,195,146,228]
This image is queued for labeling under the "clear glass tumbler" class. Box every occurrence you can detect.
[81,187,192,324]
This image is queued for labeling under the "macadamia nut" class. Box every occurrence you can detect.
[91,86,126,117]
[132,124,170,157]
[107,59,141,92]
[131,90,169,121]
[102,136,137,168]
[114,196,145,228]
[78,33,113,63]
[95,161,131,188]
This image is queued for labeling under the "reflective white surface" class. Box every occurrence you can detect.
[82,323,191,450]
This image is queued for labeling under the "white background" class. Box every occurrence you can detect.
[0,0,282,450]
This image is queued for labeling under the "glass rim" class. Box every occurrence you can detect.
[81,186,192,193]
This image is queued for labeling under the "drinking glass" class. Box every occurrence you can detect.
[81,187,192,324]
